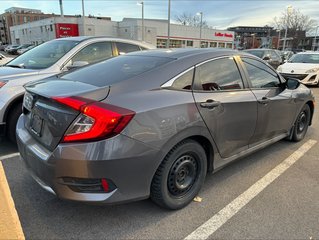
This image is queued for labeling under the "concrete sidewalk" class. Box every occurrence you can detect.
[0,162,24,240]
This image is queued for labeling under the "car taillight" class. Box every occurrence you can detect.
[53,96,135,143]
[0,81,7,88]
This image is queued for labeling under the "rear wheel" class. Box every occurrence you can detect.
[291,104,310,142]
[150,140,207,210]
[7,103,22,143]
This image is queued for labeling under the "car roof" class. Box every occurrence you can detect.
[126,48,241,59]
[295,51,319,55]
[54,36,155,49]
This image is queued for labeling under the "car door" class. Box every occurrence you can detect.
[240,57,297,147]
[192,56,258,158]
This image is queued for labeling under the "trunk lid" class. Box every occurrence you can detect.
[24,79,110,151]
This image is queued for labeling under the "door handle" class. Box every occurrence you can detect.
[258,97,270,104]
[200,99,221,109]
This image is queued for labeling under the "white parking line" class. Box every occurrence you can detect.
[184,139,317,240]
[0,153,20,161]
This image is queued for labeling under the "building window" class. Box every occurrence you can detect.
[219,42,225,48]
[226,43,233,49]
[23,16,27,23]
[187,40,193,47]
[210,42,217,48]
[157,39,167,48]
[50,24,53,31]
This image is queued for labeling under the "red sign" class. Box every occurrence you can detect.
[215,32,233,38]
[55,23,79,38]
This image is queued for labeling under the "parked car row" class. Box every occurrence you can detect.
[0,37,316,210]
[3,44,34,55]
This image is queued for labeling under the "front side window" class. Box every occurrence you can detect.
[71,42,113,64]
[116,42,141,54]
[194,57,244,91]
[242,57,281,88]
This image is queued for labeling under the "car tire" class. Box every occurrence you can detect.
[7,103,22,143]
[291,104,310,142]
[150,139,207,210]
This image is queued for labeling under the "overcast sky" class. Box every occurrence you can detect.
[1,0,318,31]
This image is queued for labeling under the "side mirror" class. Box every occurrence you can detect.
[67,61,89,70]
[286,78,300,90]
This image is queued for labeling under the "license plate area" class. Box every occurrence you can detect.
[30,113,43,136]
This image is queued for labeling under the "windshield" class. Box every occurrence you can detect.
[245,50,264,58]
[61,55,173,87]
[289,54,319,64]
[7,40,79,69]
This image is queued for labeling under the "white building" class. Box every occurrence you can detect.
[10,17,234,48]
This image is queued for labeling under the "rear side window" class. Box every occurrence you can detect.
[116,42,141,54]
[61,55,172,87]
[194,57,244,91]
[242,57,281,88]
[169,69,194,90]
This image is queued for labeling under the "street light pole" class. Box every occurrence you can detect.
[197,12,203,47]
[276,29,281,49]
[82,0,86,35]
[167,0,171,48]
[283,5,293,50]
[137,1,144,41]
[312,26,319,51]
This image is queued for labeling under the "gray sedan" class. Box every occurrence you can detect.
[16,49,315,210]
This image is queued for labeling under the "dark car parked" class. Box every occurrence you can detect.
[17,49,315,210]
[243,48,282,69]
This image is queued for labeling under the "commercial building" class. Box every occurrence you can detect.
[10,17,235,48]
[0,7,56,44]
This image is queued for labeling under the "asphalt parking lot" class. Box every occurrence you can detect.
[0,87,318,239]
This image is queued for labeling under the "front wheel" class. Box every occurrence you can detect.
[7,103,22,143]
[291,104,311,142]
[150,140,207,210]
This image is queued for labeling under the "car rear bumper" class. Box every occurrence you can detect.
[16,115,161,205]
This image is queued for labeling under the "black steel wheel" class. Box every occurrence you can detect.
[291,104,310,142]
[151,139,207,210]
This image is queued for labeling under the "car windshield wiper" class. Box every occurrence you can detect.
[6,64,25,69]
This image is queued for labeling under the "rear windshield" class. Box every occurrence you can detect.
[61,55,173,87]
[289,54,319,64]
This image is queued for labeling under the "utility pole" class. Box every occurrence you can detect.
[197,12,203,47]
[59,0,64,17]
[283,5,293,50]
[276,29,281,49]
[82,0,86,36]
[137,1,144,41]
[312,26,319,51]
[167,0,171,48]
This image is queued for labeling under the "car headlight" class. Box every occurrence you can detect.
[277,66,283,72]
[305,67,319,73]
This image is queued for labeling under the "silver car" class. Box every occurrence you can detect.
[17,49,315,210]
[0,36,155,142]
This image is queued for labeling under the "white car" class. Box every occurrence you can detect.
[0,53,13,66]
[277,52,319,86]
[0,36,155,142]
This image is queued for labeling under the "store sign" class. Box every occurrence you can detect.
[215,32,234,38]
[55,23,79,38]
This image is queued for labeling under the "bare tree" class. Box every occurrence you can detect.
[175,12,209,28]
[273,8,317,49]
